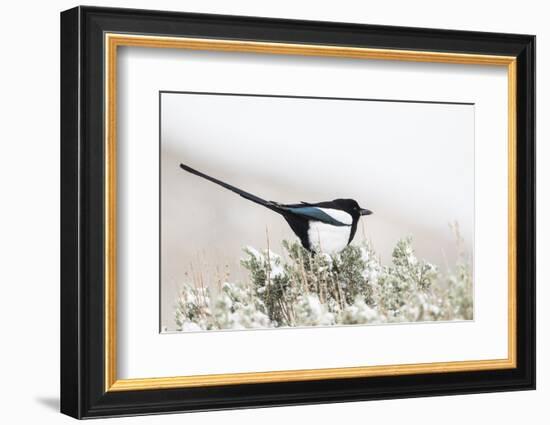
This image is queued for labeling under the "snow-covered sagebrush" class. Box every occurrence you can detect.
[175,235,473,331]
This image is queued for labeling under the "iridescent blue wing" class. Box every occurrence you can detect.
[283,206,349,226]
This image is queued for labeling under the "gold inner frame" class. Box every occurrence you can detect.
[104,33,517,392]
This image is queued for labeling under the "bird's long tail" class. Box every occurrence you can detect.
[179,163,281,212]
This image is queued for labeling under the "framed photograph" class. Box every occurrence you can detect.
[60,6,535,419]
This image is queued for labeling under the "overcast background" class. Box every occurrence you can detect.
[160,92,474,330]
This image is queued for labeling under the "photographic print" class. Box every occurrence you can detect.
[160,91,474,333]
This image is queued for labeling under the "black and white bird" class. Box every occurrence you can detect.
[179,163,373,255]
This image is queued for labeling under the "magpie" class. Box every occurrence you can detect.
[179,163,373,255]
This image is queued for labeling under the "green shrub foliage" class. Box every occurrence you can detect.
[175,235,472,331]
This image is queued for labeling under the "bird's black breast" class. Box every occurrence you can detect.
[348,221,359,244]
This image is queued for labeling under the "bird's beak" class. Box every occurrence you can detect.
[360,208,373,216]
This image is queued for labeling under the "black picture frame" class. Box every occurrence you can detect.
[61,5,535,419]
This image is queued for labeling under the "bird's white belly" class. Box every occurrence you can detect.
[308,221,351,255]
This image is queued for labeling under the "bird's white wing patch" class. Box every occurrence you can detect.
[308,221,351,255]
[316,208,353,225]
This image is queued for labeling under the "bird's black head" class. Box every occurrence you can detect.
[332,198,373,218]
